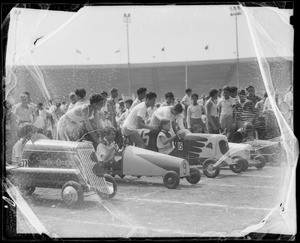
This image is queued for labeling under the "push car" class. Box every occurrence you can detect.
[240,137,284,167]
[119,129,266,178]
[6,139,117,207]
[102,144,201,189]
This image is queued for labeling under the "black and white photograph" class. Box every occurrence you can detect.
[1,2,297,240]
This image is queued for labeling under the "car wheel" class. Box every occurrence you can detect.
[61,181,84,207]
[97,174,117,200]
[254,155,266,169]
[186,167,201,184]
[243,160,249,171]
[203,159,220,178]
[19,185,35,196]
[229,156,245,173]
[163,171,180,189]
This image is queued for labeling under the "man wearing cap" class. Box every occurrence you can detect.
[106,88,119,128]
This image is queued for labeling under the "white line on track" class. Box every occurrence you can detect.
[209,183,280,190]
[123,198,273,211]
[236,174,275,178]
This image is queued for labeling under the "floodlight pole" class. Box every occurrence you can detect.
[230,6,242,89]
[123,13,131,97]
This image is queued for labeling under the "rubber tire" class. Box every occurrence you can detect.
[243,160,249,171]
[229,156,245,173]
[203,159,220,178]
[254,155,266,169]
[163,171,180,189]
[186,167,201,184]
[97,174,117,200]
[61,181,84,207]
[19,185,35,196]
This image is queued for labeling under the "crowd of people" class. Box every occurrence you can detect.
[5,84,293,167]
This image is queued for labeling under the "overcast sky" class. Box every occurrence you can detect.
[6,5,293,66]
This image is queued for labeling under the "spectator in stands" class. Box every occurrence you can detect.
[121,92,158,148]
[245,85,261,106]
[57,94,105,146]
[67,92,78,111]
[106,87,119,128]
[231,122,257,143]
[255,92,268,139]
[74,88,88,107]
[161,92,175,107]
[187,93,206,133]
[205,89,221,134]
[156,119,177,155]
[218,86,236,137]
[130,87,147,111]
[150,103,185,135]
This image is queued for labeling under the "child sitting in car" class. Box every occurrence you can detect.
[95,126,121,171]
[156,119,177,155]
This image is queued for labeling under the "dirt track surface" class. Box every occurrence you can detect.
[16,163,289,238]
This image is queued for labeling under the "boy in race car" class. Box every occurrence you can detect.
[95,126,121,171]
[156,119,177,155]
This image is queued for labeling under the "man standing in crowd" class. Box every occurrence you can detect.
[181,88,192,114]
[130,87,147,111]
[13,93,36,138]
[106,87,119,128]
[122,92,157,148]
[255,92,268,139]
[245,85,261,106]
[187,93,206,133]
[150,103,185,135]
[205,89,221,134]
[161,92,175,107]
[218,86,236,138]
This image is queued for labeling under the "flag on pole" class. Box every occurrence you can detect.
[115,49,120,53]
[205,45,209,50]
[76,49,82,54]
[161,47,165,52]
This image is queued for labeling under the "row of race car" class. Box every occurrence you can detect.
[5,129,283,207]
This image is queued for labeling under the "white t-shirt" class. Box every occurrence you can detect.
[129,98,142,111]
[182,95,192,107]
[123,102,148,130]
[186,104,206,129]
[156,130,174,154]
[217,97,236,116]
[150,106,185,133]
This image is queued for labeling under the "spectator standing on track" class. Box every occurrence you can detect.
[130,87,147,111]
[73,88,88,108]
[161,92,175,107]
[181,88,192,119]
[156,119,177,155]
[33,102,48,134]
[13,94,36,138]
[106,87,119,128]
[150,103,185,135]
[121,92,158,148]
[117,99,133,127]
[245,85,261,106]
[205,89,221,134]
[217,86,236,138]
[255,92,268,139]
[67,92,78,111]
[235,89,256,131]
[187,93,206,133]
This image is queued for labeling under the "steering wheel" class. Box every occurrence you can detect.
[115,133,129,154]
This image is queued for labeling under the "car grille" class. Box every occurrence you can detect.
[77,149,110,194]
